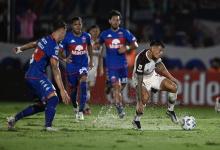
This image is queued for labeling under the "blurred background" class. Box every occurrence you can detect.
[0,0,220,107]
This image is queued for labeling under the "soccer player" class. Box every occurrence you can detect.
[60,17,93,120]
[132,41,179,130]
[7,20,70,131]
[85,25,103,115]
[99,10,138,118]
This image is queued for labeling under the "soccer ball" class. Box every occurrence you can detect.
[181,116,196,130]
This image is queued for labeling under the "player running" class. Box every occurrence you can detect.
[99,10,138,118]
[60,17,93,120]
[85,25,103,115]
[132,41,179,130]
[7,20,70,131]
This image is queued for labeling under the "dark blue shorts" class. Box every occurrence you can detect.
[106,67,128,85]
[26,76,56,101]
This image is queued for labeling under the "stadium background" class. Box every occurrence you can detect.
[0,0,220,107]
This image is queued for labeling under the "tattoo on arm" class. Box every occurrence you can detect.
[155,62,166,73]
[137,75,143,102]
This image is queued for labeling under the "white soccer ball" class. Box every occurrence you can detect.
[181,116,196,130]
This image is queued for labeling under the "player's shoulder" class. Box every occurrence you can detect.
[119,27,131,34]
[82,31,90,37]
[100,29,110,36]
[136,49,149,61]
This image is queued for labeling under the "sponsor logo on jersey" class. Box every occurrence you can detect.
[137,64,143,72]
[109,39,121,49]
[72,45,86,55]
[107,34,112,38]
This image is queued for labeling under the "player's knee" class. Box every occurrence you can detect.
[171,82,178,93]
[47,92,57,99]
[32,102,45,112]
[80,75,87,82]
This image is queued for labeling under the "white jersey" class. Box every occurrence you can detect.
[132,49,165,91]
[88,39,102,85]
[91,39,101,69]
[133,49,162,76]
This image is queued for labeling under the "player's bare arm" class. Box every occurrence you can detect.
[88,44,94,69]
[136,74,144,102]
[98,46,104,76]
[118,41,138,54]
[155,62,177,83]
[58,50,72,63]
[50,58,70,104]
[13,41,37,54]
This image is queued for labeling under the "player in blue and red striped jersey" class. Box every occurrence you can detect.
[7,20,70,131]
[60,17,93,120]
[99,10,138,118]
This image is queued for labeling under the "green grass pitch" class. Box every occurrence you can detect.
[0,102,220,150]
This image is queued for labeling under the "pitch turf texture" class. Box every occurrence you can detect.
[0,102,220,150]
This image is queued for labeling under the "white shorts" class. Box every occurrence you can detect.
[142,71,165,91]
[132,71,165,91]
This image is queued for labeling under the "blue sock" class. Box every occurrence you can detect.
[79,82,87,112]
[71,87,78,108]
[45,96,59,127]
[15,103,45,122]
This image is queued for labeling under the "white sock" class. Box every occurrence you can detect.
[134,115,141,121]
[168,102,175,111]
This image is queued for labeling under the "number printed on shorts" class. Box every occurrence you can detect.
[79,67,88,75]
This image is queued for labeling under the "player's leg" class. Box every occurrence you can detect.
[44,91,59,131]
[77,74,88,120]
[37,77,59,130]
[108,68,125,118]
[132,86,150,130]
[85,67,97,115]
[7,101,46,130]
[7,79,46,130]
[160,78,178,123]
[67,73,79,116]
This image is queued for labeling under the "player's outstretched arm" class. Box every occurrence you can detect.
[118,41,138,54]
[13,41,37,54]
[50,58,70,104]
[155,62,177,83]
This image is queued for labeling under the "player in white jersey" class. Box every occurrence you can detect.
[84,25,103,114]
[132,41,179,130]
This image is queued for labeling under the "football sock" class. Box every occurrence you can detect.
[134,111,143,121]
[45,96,59,127]
[15,102,45,122]
[168,92,177,111]
[79,82,87,112]
[71,87,78,108]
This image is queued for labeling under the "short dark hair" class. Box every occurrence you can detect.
[53,20,67,31]
[108,10,122,20]
[87,25,100,32]
[150,40,165,48]
[71,16,82,23]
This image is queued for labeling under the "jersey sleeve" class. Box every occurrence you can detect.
[124,29,137,44]
[86,33,91,45]
[135,55,144,75]
[47,43,59,60]
[156,58,162,64]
